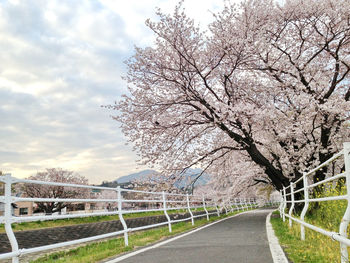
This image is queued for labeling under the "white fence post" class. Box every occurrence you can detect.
[3,174,19,263]
[339,142,350,263]
[186,194,194,225]
[243,198,248,211]
[230,198,234,212]
[117,186,128,246]
[300,173,309,240]
[282,186,286,222]
[162,192,172,232]
[279,191,283,218]
[288,182,295,227]
[202,196,209,221]
[224,203,228,214]
[215,200,220,217]
[248,198,252,209]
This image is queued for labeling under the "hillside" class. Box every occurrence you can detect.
[115,169,157,184]
[114,168,210,188]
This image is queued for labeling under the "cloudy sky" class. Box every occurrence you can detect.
[0,0,227,184]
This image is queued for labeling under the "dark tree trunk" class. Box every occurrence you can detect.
[245,144,290,190]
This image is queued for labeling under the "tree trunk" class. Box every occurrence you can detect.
[245,144,289,190]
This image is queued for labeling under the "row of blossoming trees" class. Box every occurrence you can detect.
[111,0,350,196]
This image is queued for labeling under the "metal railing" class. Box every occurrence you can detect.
[279,142,350,263]
[0,174,258,262]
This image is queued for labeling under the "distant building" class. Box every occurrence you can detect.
[13,201,34,216]
[0,201,34,216]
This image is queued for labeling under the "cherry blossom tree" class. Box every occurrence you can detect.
[20,168,89,214]
[91,189,118,211]
[112,0,350,192]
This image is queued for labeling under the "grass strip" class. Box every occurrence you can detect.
[30,210,247,263]
[270,210,350,263]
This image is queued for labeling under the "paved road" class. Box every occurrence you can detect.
[111,209,274,263]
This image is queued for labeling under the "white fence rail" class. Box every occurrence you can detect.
[279,142,350,263]
[0,174,258,263]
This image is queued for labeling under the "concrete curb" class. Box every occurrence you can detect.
[266,211,289,263]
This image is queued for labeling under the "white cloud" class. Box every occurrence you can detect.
[0,0,228,184]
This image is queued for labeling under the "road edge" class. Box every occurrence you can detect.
[266,211,289,263]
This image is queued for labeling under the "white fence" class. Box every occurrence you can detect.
[279,142,350,263]
[0,174,258,263]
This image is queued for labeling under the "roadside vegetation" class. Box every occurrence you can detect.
[30,209,249,263]
[271,184,350,262]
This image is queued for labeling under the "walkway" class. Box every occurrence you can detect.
[107,209,274,263]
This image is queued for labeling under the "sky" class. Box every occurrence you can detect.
[0,0,226,184]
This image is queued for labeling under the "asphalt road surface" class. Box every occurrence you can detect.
[110,209,274,263]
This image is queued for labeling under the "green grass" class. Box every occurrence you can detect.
[30,210,245,263]
[0,207,213,233]
[270,184,350,262]
[270,213,342,262]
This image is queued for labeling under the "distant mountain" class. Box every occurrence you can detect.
[114,168,210,189]
[115,169,158,184]
[173,168,210,188]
